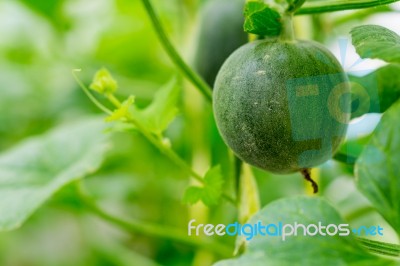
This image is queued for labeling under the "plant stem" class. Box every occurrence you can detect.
[301,168,318,194]
[357,237,400,257]
[139,0,240,204]
[140,0,213,102]
[126,115,236,205]
[279,14,295,42]
[111,96,236,205]
[73,72,235,205]
[72,70,113,115]
[287,0,307,13]
[233,154,242,196]
[296,0,400,15]
[76,182,232,257]
[106,93,122,108]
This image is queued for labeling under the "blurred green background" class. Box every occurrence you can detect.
[0,0,398,265]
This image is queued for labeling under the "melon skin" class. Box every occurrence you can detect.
[213,39,351,174]
[193,0,248,87]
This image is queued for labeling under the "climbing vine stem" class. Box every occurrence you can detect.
[296,0,400,15]
[140,0,212,102]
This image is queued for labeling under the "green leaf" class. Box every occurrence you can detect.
[244,1,281,36]
[183,165,224,206]
[214,196,395,266]
[351,25,400,63]
[0,117,110,231]
[182,186,203,205]
[350,64,400,119]
[355,99,400,235]
[131,78,180,136]
[90,68,118,94]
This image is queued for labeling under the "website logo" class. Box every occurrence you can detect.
[188,219,383,241]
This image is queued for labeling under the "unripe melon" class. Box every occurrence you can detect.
[213,39,350,173]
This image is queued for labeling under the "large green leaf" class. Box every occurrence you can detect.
[351,25,400,63]
[350,64,400,119]
[355,99,400,235]
[0,117,110,231]
[214,196,394,266]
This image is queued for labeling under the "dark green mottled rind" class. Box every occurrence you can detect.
[193,0,248,87]
[213,40,351,174]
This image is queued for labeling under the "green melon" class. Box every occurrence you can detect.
[213,39,351,174]
[193,0,248,87]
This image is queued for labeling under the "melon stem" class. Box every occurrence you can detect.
[279,14,295,42]
[301,169,318,193]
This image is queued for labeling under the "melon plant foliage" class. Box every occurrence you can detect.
[0,0,399,265]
